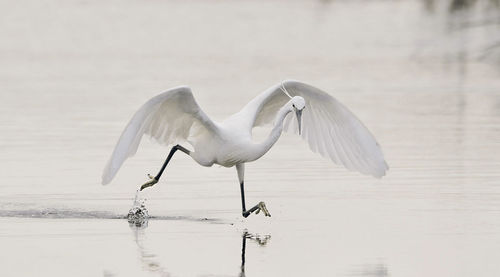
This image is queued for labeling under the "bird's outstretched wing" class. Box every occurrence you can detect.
[239,80,388,178]
[102,86,217,185]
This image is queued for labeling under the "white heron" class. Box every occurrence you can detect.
[102,80,388,218]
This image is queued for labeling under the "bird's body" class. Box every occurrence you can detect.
[102,80,388,217]
[191,101,290,168]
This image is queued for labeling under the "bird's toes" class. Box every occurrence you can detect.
[258,201,271,217]
[140,176,158,191]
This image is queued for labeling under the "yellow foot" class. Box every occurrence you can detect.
[255,201,271,217]
[140,174,158,191]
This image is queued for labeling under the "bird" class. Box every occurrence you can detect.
[102,80,388,218]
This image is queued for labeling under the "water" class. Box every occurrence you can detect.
[127,191,149,227]
[1,0,500,276]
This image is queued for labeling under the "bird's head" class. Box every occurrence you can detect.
[291,96,306,135]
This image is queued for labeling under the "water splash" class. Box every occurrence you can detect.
[127,190,149,227]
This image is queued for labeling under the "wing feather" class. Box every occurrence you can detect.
[102,86,216,185]
[242,80,388,178]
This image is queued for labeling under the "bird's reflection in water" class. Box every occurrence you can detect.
[128,217,172,277]
[127,216,271,277]
[240,230,271,277]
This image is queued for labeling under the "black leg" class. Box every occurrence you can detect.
[140,144,190,191]
[154,144,190,181]
[240,181,247,213]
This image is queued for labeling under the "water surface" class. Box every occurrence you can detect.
[1,0,500,276]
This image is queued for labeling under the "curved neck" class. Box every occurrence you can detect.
[256,105,292,157]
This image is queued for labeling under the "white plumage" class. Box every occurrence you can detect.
[103,80,388,185]
[102,86,217,184]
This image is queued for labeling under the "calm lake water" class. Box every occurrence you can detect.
[1,0,500,276]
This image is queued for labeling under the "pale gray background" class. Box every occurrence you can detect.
[1,0,500,276]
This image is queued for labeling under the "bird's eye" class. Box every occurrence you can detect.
[292,104,295,108]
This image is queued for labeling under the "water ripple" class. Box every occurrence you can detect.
[0,208,225,224]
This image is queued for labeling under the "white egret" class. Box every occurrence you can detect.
[102,80,388,218]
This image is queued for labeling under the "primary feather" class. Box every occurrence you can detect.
[238,80,388,178]
[102,86,217,185]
